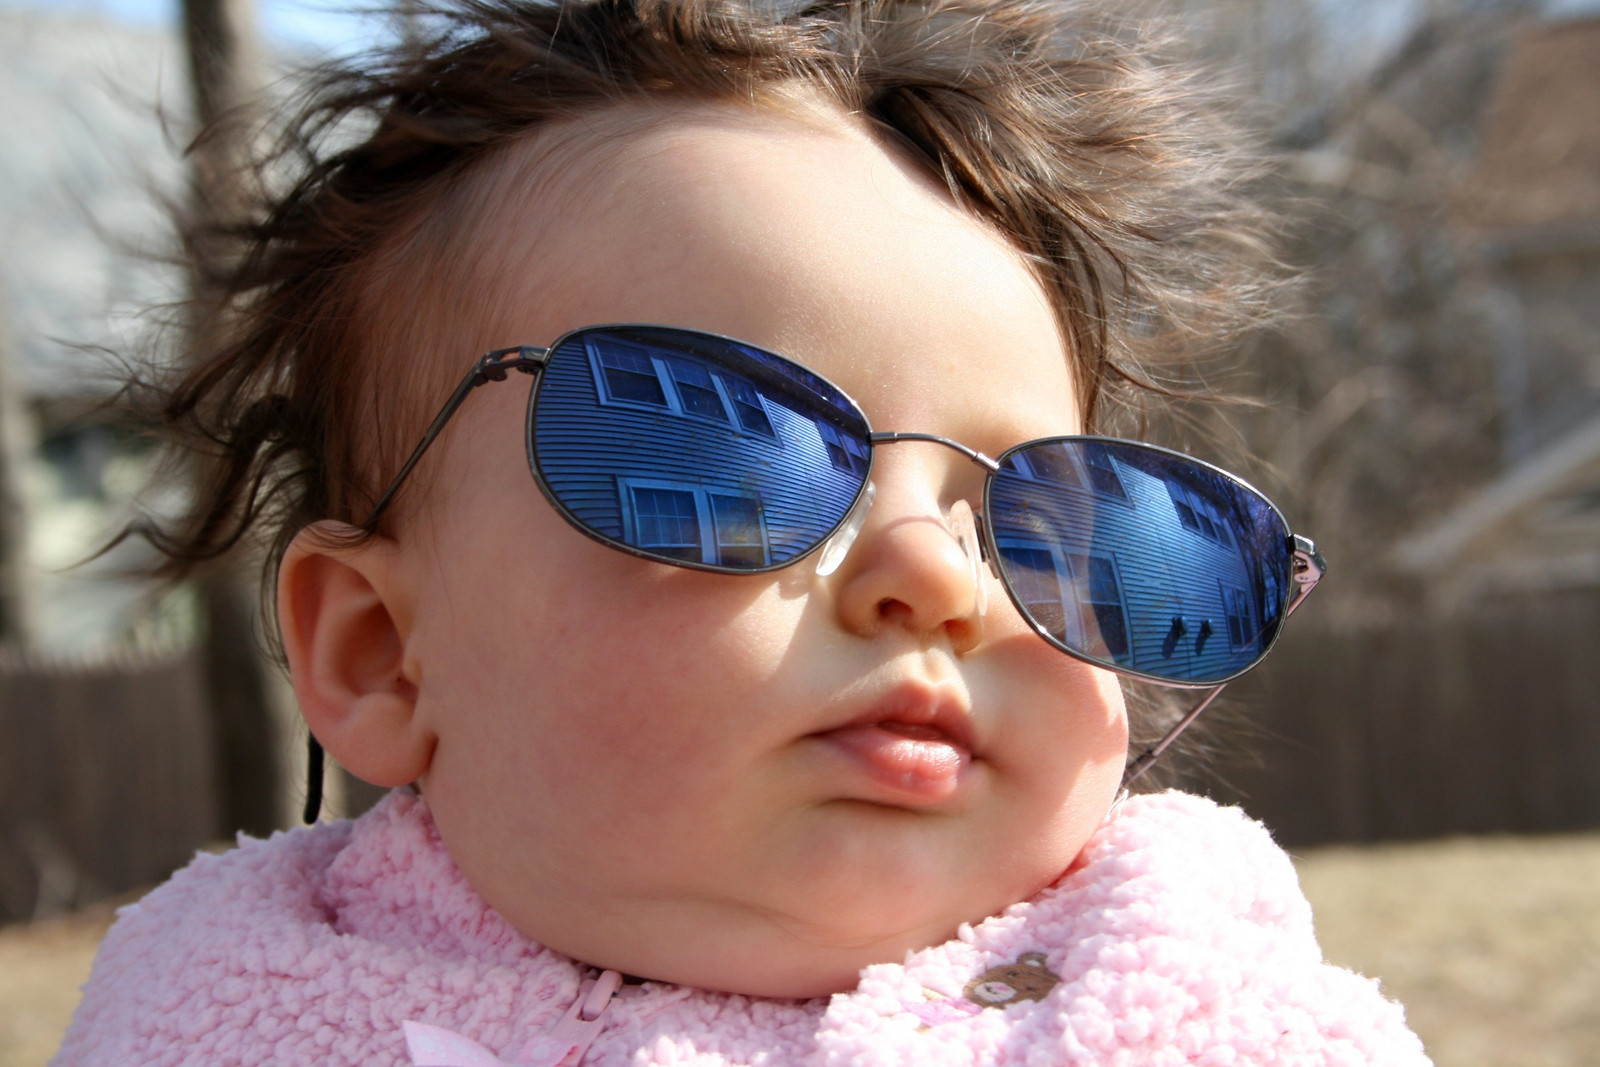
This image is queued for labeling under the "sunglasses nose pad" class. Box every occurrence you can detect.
[969,509,997,576]
[943,498,987,617]
[815,481,877,577]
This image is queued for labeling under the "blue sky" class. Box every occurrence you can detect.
[0,0,393,54]
[7,0,1599,58]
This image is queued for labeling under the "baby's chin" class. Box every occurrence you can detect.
[515,874,1061,999]
[467,817,1103,997]
[574,915,974,1000]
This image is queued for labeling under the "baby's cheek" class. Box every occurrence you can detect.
[537,596,806,853]
[990,660,1125,870]
[516,674,760,819]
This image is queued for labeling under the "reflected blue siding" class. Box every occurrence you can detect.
[992,446,1286,681]
[532,337,862,564]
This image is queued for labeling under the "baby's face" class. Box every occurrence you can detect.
[380,100,1126,996]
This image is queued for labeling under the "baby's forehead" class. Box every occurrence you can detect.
[411,94,1050,353]
[431,98,892,322]
[363,100,835,374]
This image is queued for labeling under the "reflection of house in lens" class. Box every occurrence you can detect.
[531,328,867,568]
[991,441,1289,683]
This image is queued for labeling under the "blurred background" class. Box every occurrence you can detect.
[0,0,1597,1064]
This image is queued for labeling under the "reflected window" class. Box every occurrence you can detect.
[1222,585,1254,649]
[722,377,777,438]
[595,340,669,406]
[709,493,767,567]
[631,487,701,561]
[1172,497,1197,529]
[1017,443,1077,484]
[999,545,1070,640]
[1083,449,1128,500]
[1070,553,1130,662]
[1166,480,1230,544]
[998,542,1131,664]
[624,479,768,567]
[667,358,729,421]
[817,421,868,473]
[1260,566,1282,622]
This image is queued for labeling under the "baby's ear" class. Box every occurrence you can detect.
[277,521,433,788]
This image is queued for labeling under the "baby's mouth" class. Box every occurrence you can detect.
[815,708,974,803]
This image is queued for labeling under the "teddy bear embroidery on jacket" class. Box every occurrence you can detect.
[963,952,1060,1006]
[902,952,1062,1028]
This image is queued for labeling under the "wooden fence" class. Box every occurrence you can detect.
[0,644,217,923]
[1199,589,1600,846]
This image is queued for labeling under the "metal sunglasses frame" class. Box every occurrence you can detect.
[303,323,1325,820]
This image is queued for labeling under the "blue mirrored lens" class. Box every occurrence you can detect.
[989,439,1293,684]
[530,326,871,569]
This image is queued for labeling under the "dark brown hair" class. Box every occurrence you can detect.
[132,0,1281,693]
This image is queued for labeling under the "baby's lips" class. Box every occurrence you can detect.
[866,677,978,751]
[815,719,972,802]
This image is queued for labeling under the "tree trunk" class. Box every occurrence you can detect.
[0,309,38,648]
[397,0,424,54]
[182,0,282,837]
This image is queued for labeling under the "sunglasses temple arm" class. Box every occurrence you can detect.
[1120,684,1228,789]
[1120,538,1327,791]
[302,346,545,825]
[361,346,548,530]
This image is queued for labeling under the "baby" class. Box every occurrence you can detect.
[57,1,1430,1064]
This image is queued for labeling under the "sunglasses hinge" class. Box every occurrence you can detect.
[1290,535,1326,588]
[473,345,549,386]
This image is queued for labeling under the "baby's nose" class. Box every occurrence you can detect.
[825,468,986,653]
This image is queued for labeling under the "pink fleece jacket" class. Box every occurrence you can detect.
[56,789,1429,1066]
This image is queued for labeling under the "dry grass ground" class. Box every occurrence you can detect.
[1295,832,1600,1067]
[2,833,1597,1066]
[0,903,116,1067]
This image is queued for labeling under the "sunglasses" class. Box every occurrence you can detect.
[303,323,1324,820]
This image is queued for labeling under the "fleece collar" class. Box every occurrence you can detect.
[57,789,1429,1066]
